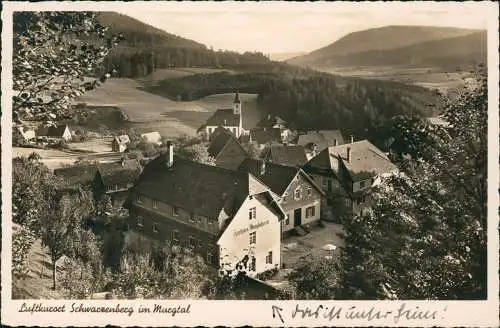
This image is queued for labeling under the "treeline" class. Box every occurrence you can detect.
[103,49,271,78]
[151,70,441,146]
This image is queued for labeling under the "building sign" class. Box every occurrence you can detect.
[234,220,270,237]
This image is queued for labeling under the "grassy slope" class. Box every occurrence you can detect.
[76,77,259,137]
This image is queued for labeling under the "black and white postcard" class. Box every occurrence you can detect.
[1,1,499,327]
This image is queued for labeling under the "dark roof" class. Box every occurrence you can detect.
[54,164,98,186]
[234,92,241,104]
[205,109,240,127]
[238,158,299,196]
[134,155,269,219]
[261,145,308,167]
[37,124,69,137]
[258,115,288,128]
[296,130,345,152]
[96,159,142,186]
[250,128,282,145]
[207,129,234,158]
[307,140,397,181]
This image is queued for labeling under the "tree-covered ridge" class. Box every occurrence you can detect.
[96,12,272,78]
[151,70,441,146]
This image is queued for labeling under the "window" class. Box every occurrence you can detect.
[208,127,213,134]
[153,223,159,233]
[137,216,143,227]
[189,214,196,223]
[172,230,179,243]
[249,257,256,271]
[306,206,316,218]
[249,207,256,220]
[136,194,143,203]
[152,200,158,209]
[266,251,273,264]
[307,186,312,196]
[207,251,214,264]
[359,180,366,189]
[189,236,196,249]
[197,240,203,250]
[285,214,290,226]
[249,231,257,244]
[172,206,179,216]
[294,187,302,200]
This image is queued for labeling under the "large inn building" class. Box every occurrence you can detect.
[126,142,285,276]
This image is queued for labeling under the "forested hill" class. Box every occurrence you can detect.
[288,25,485,70]
[149,71,441,146]
[98,12,272,78]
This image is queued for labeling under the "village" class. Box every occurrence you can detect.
[14,92,398,298]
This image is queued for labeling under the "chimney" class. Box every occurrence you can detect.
[350,135,354,143]
[120,156,125,167]
[260,160,266,176]
[346,147,351,162]
[224,119,227,125]
[166,141,174,168]
[333,139,337,146]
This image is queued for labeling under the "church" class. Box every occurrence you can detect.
[198,93,247,140]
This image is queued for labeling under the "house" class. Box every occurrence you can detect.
[207,127,248,170]
[238,158,325,235]
[141,132,162,146]
[258,114,291,141]
[296,130,345,158]
[112,135,130,153]
[303,139,398,218]
[36,124,72,143]
[94,158,142,208]
[199,93,246,140]
[260,145,308,167]
[248,128,283,149]
[126,142,286,276]
[54,164,98,188]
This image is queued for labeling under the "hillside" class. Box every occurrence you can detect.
[98,12,271,78]
[288,25,484,69]
[97,12,206,50]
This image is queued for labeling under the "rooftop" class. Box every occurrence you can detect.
[261,145,308,167]
[296,130,345,152]
[205,109,240,127]
[249,128,282,145]
[207,128,235,158]
[96,159,142,186]
[54,164,98,186]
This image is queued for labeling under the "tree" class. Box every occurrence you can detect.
[340,67,487,300]
[287,256,342,299]
[12,156,54,235]
[40,187,95,290]
[13,12,122,124]
[12,225,36,277]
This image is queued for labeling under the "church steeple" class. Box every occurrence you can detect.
[233,92,241,115]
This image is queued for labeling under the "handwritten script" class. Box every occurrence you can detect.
[272,302,448,324]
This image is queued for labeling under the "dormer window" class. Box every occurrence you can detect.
[173,206,179,216]
[136,194,143,204]
[152,200,158,209]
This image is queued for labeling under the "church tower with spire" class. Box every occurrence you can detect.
[233,92,241,115]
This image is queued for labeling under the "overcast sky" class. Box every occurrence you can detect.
[118,2,490,54]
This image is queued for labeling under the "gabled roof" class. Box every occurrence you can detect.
[54,164,98,186]
[141,132,162,144]
[37,124,69,137]
[307,140,397,181]
[258,114,288,129]
[134,155,270,220]
[96,159,142,187]
[250,128,282,145]
[297,130,345,152]
[207,129,235,158]
[261,145,308,167]
[205,109,240,127]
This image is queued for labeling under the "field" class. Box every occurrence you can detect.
[316,66,470,93]
[77,78,260,138]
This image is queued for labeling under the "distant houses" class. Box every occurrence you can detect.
[247,128,283,150]
[112,135,131,153]
[36,124,72,143]
[296,130,345,157]
[207,127,248,170]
